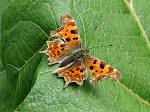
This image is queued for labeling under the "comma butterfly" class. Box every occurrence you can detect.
[40,15,121,88]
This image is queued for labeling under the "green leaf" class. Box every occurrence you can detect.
[122,0,150,101]
[129,0,150,40]
[0,0,10,71]
[0,71,15,112]
[1,0,150,111]
[14,58,150,112]
[1,21,49,107]
[0,0,15,112]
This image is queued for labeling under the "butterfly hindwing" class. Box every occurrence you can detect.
[40,38,71,64]
[54,59,88,88]
[51,15,82,49]
[85,56,121,84]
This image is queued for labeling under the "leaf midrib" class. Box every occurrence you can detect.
[123,0,150,49]
[120,0,150,105]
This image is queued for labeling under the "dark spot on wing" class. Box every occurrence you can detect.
[80,69,83,73]
[100,71,103,73]
[70,29,78,34]
[89,66,94,70]
[100,62,105,69]
[57,51,60,55]
[53,54,56,57]
[61,48,64,51]
[70,70,74,73]
[93,60,97,64]
[66,38,71,42]
[60,44,65,47]
[76,68,80,71]
[73,37,78,40]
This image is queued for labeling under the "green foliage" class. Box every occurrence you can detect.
[0,0,150,111]
[0,0,15,111]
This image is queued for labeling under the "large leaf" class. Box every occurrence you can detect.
[14,58,150,112]
[122,0,150,101]
[130,0,150,40]
[1,0,150,111]
[1,21,49,108]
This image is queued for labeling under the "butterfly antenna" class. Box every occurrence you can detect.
[86,25,99,48]
[88,44,113,50]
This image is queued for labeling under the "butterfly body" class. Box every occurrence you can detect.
[41,15,121,88]
[59,48,90,67]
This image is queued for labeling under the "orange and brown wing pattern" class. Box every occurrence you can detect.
[54,60,88,88]
[51,15,81,49]
[85,56,121,84]
[40,38,71,64]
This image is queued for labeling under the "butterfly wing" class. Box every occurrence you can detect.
[40,38,71,64]
[54,60,88,88]
[51,15,82,49]
[85,56,121,84]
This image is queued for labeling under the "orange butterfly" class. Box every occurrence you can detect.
[41,15,121,88]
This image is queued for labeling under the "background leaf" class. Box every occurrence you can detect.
[0,0,10,71]
[130,0,150,40]
[0,0,15,112]
[1,0,150,111]
[2,20,49,108]
[122,0,150,102]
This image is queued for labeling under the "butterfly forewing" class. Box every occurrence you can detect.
[51,15,82,49]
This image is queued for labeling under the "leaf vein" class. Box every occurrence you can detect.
[123,0,150,49]
[118,82,150,106]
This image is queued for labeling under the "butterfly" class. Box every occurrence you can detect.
[40,15,121,88]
